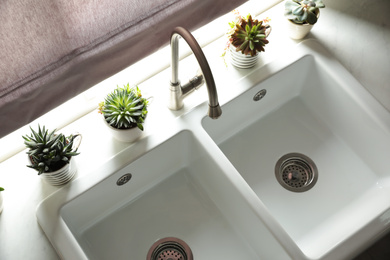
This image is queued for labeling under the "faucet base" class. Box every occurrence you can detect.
[168,81,183,110]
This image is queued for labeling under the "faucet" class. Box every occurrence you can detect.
[168,27,222,119]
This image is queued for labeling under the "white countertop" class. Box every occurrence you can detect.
[1,1,389,259]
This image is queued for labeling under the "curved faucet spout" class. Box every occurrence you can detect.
[168,27,222,119]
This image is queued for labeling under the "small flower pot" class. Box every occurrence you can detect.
[229,25,272,69]
[102,116,144,142]
[28,133,82,186]
[39,159,77,186]
[285,11,320,40]
[229,45,259,69]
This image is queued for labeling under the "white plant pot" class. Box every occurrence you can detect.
[103,116,144,142]
[229,25,271,69]
[0,192,3,214]
[286,19,314,40]
[285,11,320,40]
[39,159,77,186]
[29,133,81,186]
[229,44,259,69]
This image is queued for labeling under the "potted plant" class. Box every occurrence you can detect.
[98,84,149,142]
[284,0,325,39]
[223,11,271,69]
[0,187,4,214]
[23,125,81,186]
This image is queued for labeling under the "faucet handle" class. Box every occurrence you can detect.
[181,69,204,95]
[193,69,205,90]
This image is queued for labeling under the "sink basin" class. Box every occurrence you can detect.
[202,40,390,259]
[37,130,291,260]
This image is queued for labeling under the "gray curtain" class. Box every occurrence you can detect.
[0,0,247,138]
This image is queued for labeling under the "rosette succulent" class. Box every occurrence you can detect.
[99,84,148,131]
[284,0,325,25]
[23,125,80,175]
[229,15,270,57]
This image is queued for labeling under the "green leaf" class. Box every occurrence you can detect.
[30,127,41,143]
[256,34,266,39]
[300,10,308,22]
[292,6,304,15]
[116,115,122,124]
[137,123,144,131]
[245,24,250,33]
[240,40,249,51]
[249,41,254,50]
[24,141,38,148]
[306,11,318,24]
[38,162,45,168]
[285,1,300,9]
[251,24,258,34]
[314,0,325,8]
[247,16,252,27]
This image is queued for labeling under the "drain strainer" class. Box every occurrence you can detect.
[147,237,193,260]
[275,153,318,192]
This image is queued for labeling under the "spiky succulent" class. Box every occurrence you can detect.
[23,125,80,175]
[284,0,325,25]
[229,15,270,57]
[99,84,148,131]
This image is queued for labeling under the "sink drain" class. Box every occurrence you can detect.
[275,153,318,192]
[147,237,193,260]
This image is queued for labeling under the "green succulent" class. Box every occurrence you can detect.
[23,125,80,175]
[285,0,325,25]
[99,84,148,131]
[229,15,270,57]
[0,187,4,191]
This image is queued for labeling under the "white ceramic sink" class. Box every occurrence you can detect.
[202,40,390,259]
[37,130,291,260]
[37,40,390,260]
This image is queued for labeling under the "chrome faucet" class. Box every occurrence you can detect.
[168,27,222,119]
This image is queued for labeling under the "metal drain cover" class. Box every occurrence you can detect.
[275,153,318,192]
[147,237,193,260]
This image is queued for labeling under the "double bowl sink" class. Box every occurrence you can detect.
[37,40,390,260]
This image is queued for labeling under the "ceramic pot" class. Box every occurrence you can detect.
[286,11,320,40]
[103,116,144,142]
[39,159,77,186]
[0,192,3,214]
[29,133,82,186]
[229,45,259,69]
[229,25,272,69]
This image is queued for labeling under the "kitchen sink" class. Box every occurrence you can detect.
[202,40,390,259]
[37,130,290,260]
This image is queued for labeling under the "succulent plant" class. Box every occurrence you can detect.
[99,84,148,131]
[229,15,270,57]
[23,125,80,175]
[284,0,325,25]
